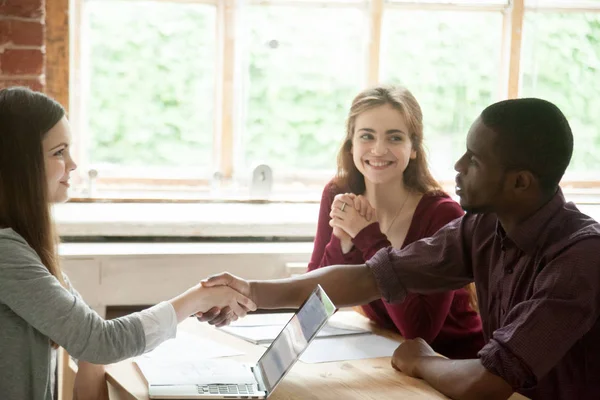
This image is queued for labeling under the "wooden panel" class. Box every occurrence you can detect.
[99,253,294,305]
[216,0,236,179]
[58,347,76,400]
[367,0,384,85]
[507,0,524,99]
[45,0,70,109]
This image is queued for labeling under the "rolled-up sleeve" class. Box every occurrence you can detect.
[139,301,177,352]
[478,236,600,389]
[366,215,475,304]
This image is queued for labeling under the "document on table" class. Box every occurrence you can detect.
[298,334,401,364]
[135,331,249,385]
[220,322,369,344]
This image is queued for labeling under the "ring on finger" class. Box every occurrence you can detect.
[340,202,346,212]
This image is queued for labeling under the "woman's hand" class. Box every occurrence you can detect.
[197,286,256,322]
[330,193,376,238]
[169,284,256,325]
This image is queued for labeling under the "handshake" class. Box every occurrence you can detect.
[188,273,255,327]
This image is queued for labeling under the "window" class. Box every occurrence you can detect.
[65,0,600,201]
[520,8,600,181]
[380,8,503,180]
[240,4,366,176]
[77,0,217,191]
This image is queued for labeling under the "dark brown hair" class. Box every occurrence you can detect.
[0,87,66,288]
[333,85,442,195]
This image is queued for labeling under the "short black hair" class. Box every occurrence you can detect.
[480,98,573,195]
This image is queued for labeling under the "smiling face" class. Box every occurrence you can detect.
[351,104,416,185]
[43,116,77,203]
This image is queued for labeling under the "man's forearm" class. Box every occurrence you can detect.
[250,264,381,309]
[413,358,513,400]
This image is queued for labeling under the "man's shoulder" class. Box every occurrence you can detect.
[551,203,600,244]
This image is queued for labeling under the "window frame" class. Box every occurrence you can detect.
[44,0,600,202]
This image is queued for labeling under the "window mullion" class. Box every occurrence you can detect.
[368,0,384,85]
[216,0,237,179]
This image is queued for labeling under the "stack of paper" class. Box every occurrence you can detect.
[220,319,370,345]
[219,312,401,364]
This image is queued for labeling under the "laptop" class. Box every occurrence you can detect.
[148,284,336,399]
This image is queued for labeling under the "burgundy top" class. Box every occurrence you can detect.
[309,182,484,359]
[367,189,600,399]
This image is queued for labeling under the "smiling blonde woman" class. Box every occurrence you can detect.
[308,85,483,359]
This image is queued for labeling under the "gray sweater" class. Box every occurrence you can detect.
[0,228,147,399]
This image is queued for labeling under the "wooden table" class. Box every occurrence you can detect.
[104,312,527,400]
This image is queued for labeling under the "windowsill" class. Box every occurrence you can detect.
[53,202,321,238]
[58,241,314,257]
[53,193,600,239]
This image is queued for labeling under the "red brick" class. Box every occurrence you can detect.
[0,20,10,46]
[0,20,44,47]
[0,0,44,19]
[0,77,44,92]
[11,20,44,46]
[0,48,44,75]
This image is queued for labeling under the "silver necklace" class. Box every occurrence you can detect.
[382,192,410,236]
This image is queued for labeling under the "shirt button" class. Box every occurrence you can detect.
[507,267,514,274]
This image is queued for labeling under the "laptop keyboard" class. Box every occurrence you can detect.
[197,384,256,395]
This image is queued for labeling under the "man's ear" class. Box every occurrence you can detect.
[514,170,535,192]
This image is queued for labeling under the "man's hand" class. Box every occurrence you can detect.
[196,273,253,327]
[391,338,437,378]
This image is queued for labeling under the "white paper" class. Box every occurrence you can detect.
[227,313,295,327]
[220,323,369,344]
[135,331,249,385]
[298,334,401,364]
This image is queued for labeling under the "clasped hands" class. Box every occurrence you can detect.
[329,193,377,252]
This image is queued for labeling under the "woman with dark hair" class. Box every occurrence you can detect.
[308,85,484,359]
[0,87,256,399]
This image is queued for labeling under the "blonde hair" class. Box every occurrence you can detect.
[334,85,442,195]
[333,85,479,312]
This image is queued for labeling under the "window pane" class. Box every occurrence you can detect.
[380,10,503,179]
[84,1,216,171]
[525,0,600,8]
[388,0,508,5]
[241,6,367,174]
[521,11,600,179]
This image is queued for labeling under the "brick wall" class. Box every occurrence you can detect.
[0,0,46,91]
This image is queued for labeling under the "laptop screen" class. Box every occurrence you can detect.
[256,285,336,392]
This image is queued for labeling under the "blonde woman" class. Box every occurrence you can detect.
[308,86,483,359]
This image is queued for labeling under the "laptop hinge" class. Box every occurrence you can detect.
[251,365,268,393]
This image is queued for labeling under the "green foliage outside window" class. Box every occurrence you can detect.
[86,2,600,180]
[241,5,366,172]
[380,10,503,178]
[86,1,216,169]
[521,12,600,177]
